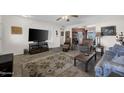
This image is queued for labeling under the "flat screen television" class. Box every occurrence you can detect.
[29,28,48,42]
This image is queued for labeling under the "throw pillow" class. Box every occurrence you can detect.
[118,51,124,57]
[110,44,124,56]
[102,51,116,62]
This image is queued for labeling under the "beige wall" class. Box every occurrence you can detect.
[2,16,61,55]
[0,16,2,53]
[66,15,124,49]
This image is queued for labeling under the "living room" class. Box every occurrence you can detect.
[1,15,124,54]
[0,15,124,77]
[1,0,124,93]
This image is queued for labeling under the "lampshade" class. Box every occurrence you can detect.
[96,32,101,37]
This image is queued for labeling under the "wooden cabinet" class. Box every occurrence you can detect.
[29,42,49,54]
[72,28,87,50]
[0,54,13,77]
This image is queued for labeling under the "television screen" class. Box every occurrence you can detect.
[29,28,48,42]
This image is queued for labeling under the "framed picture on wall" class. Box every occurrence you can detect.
[101,26,116,36]
[11,26,22,34]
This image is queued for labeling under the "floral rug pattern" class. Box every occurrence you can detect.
[22,53,77,77]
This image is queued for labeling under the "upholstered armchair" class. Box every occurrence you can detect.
[63,38,71,52]
[79,39,93,53]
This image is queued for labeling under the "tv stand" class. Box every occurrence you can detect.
[29,42,49,54]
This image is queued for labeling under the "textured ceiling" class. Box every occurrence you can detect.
[24,15,92,26]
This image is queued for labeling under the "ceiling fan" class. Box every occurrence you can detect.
[56,15,79,22]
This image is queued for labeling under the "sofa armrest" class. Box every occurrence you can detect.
[95,65,103,77]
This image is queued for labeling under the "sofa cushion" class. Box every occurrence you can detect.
[109,44,124,57]
[118,51,124,56]
[105,50,116,58]
[112,56,124,65]
[101,52,113,62]
[112,44,124,52]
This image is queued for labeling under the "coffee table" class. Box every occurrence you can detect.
[74,52,96,72]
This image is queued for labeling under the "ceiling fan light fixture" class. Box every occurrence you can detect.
[64,16,68,20]
[56,15,78,22]
[66,19,70,22]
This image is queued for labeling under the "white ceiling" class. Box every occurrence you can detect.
[26,15,91,26]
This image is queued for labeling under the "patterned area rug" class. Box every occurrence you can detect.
[22,52,76,77]
[22,52,90,77]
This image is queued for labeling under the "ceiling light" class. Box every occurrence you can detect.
[64,16,68,20]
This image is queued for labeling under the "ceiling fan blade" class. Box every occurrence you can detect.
[70,15,79,17]
[56,15,78,22]
[56,17,62,21]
